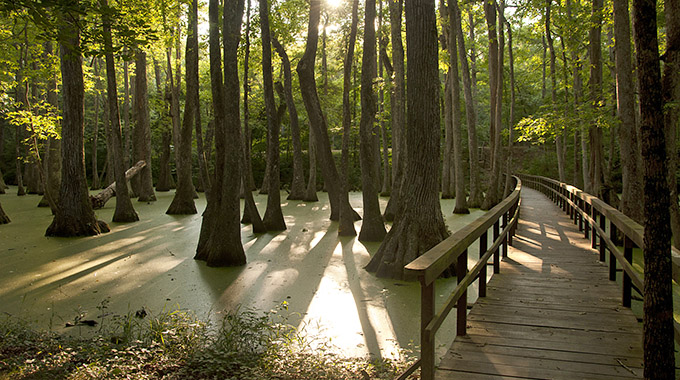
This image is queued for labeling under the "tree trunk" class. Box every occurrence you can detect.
[545,0,566,182]
[481,0,502,210]
[378,0,391,197]
[260,0,286,231]
[46,12,109,237]
[132,49,156,202]
[453,1,482,207]
[90,160,147,209]
[195,0,247,267]
[297,0,359,235]
[38,42,61,212]
[587,0,605,196]
[167,0,199,215]
[91,59,102,190]
[366,0,449,279]
[101,0,138,222]
[123,56,131,170]
[304,126,319,201]
[272,38,306,201]
[104,93,116,187]
[156,130,173,191]
[358,0,386,242]
[632,0,675,377]
[614,0,643,223]
[440,0,454,201]
[242,0,256,191]
[0,201,9,224]
[383,0,406,220]
[14,68,25,196]
[448,0,468,214]
[341,0,359,209]
[662,0,680,249]
[503,18,516,198]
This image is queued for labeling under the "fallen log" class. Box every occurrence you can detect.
[90,160,146,209]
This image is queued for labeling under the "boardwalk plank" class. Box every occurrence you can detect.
[435,188,644,380]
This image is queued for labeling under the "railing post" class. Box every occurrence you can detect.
[609,224,618,281]
[561,187,567,211]
[570,193,576,222]
[420,279,435,380]
[599,214,606,261]
[457,249,468,337]
[479,231,488,297]
[493,221,500,273]
[591,208,598,249]
[502,212,508,258]
[584,202,590,240]
[623,236,633,308]
[508,204,515,246]
[578,198,584,232]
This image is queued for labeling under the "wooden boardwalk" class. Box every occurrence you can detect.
[436,187,644,380]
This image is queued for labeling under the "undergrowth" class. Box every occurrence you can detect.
[0,301,418,379]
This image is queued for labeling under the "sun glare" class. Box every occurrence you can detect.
[326,0,342,9]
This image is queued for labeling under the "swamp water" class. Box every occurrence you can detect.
[0,187,487,361]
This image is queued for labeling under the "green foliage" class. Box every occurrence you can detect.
[0,301,417,380]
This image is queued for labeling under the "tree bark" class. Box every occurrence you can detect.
[0,200,9,224]
[242,0,256,191]
[453,1,482,207]
[383,0,406,220]
[90,160,147,209]
[260,0,286,231]
[662,0,680,249]
[587,0,605,197]
[341,0,359,210]
[167,0,199,215]
[481,0,502,210]
[358,0,386,241]
[632,0,675,377]
[39,41,61,211]
[91,59,102,190]
[304,126,319,202]
[156,130,173,191]
[613,0,643,223]
[503,18,516,198]
[378,0,391,197]
[133,49,156,202]
[101,0,139,222]
[272,38,306,201]
[46,12,109,237]
[297,0,359,234]
[366,0,448,279]
[545,0,566,182]
[195,0,248,266]
[448,0,468,214]
[123,56,131,170]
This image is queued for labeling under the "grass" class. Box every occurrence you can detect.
[0,300,419,379]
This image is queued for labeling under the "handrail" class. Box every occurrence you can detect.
[396,176,521,380]
[517,174,680,345]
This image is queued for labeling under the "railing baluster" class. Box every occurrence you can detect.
[591,208,598,249]
[479,231,488,297]
[584,202,590,240]
[578,198,584,232]
[457,249,468,336]
[502,212,508,258]
[493,221,500,274]
[420,280,435,380]
[599,214,606,262]
[623,236,633,308]
[609,224,618,281]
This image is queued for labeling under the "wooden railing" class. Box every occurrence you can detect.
[517,174,680,345]
[396,177,521,380]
